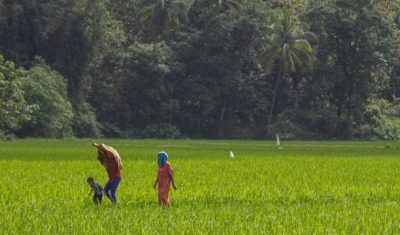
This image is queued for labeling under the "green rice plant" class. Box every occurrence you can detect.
[1,139,400,234]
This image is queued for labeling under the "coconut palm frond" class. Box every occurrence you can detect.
[195,0,244,13]
[139,7,154,22]
[251,38,271,49]
[258,47,281,74]
[140,0,189,35]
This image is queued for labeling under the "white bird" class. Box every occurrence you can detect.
[229,151,234,158]
[276,133,283,149]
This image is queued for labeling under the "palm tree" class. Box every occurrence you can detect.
[139,0,189,35]
[253,10,316,137]
[195,0,246,13]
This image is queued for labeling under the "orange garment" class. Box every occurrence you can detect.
[156,161,173,205]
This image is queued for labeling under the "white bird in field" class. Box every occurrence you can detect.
[229,151,234,158]
[276,133,283,149]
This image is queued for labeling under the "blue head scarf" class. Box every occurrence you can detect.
[158,151,169,166]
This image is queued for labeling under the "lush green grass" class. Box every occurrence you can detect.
[1,139,400,234]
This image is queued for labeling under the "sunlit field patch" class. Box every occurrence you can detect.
[1,139,400,234]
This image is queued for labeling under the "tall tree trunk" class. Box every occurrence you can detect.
[347,78,353,122]
[196,119,202,136]
[218,100,227,138]
[266,64,283,138]
[131,96,141,125]
[336,103,342,117]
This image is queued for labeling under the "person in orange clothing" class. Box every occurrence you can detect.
[153,151,177,205]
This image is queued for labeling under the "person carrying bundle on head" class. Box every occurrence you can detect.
[92,141,122,204]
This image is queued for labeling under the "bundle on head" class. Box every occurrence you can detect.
[110,146,123,171]
[97,150,107,167]
[97,144,123,170]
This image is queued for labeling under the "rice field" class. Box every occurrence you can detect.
[1,139,400,234]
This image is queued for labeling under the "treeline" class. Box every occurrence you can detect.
[0,0,399,140]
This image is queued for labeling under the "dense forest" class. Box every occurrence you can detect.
[0,0,399,140]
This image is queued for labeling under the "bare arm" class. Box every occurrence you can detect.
[166,163,177,190]
[92,141,100,148]
[171,174,177,190]
[153,179,158,189]
[92,141,112,158]
[92,141,107,151]
[88,189,93,196]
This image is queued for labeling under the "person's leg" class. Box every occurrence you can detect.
[95,195,102,206]
[158,189,162,205]
[92,195,98,206]
[104,181,112,202]
[99,194,103,204]
[159,185,170,206]
[109,177,121,203]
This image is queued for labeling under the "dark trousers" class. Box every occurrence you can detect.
[104,177,121,203]
[93,194,103,206]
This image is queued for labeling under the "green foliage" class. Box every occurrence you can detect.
[72,102,101,138]
[357,100,400,140]
[98,122,139,138]
[39,0,113,98]
[19,58,74,138]
[120,41,181,128]
[0,1,40,66]
[0,55,32,139]
[142,123,181,138]
[267,0,306,13]
[194,0,246,13]
[0,0,399,140]
[139,0,189,36]
[254,10,315,75]
[253,10,315,136]
[304,0,393,136]
[171,11,266,138]
[89,41,182,137]
[272,108,340,139]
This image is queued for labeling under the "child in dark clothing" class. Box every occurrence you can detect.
[87,177,103,206]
